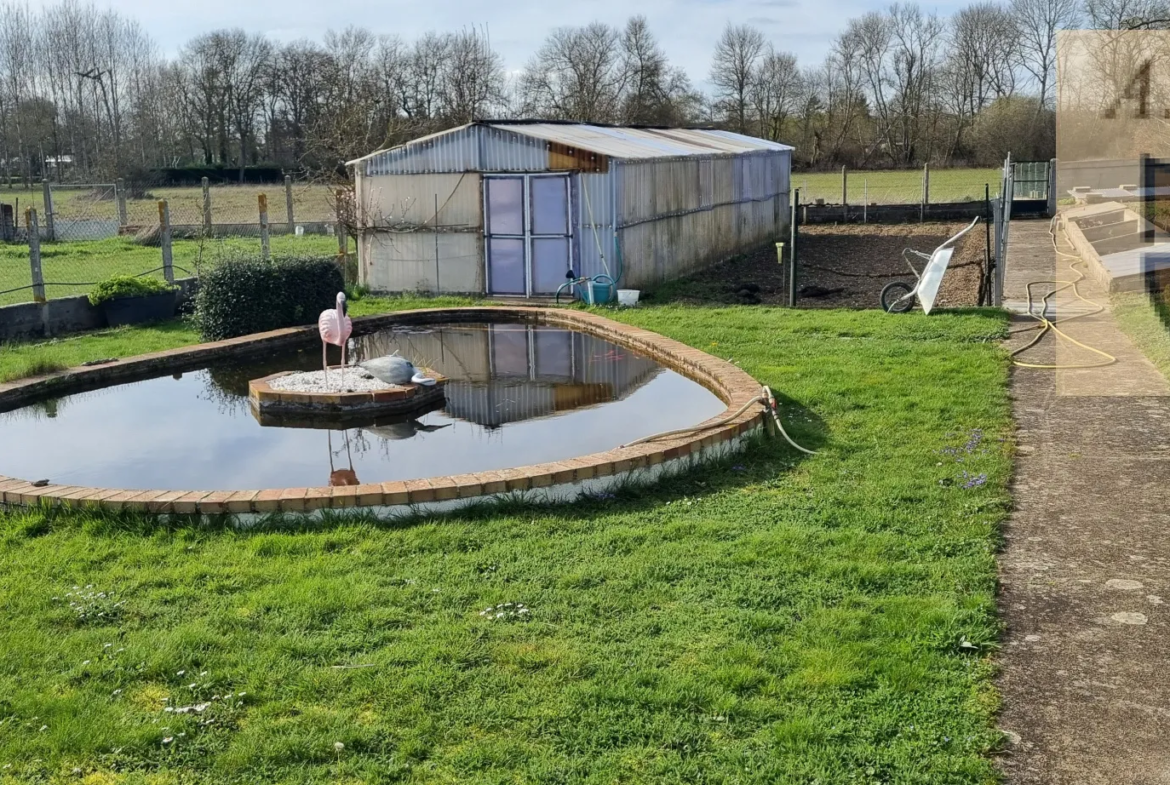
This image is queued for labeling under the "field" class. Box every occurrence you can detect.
[0,182,338,227]
[791,167,1002,205]
[0,300,1012,783]
[0,235,342,307]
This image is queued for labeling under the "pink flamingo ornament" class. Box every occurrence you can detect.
[317,292,353,387]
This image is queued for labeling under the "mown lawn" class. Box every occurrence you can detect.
[0,304,1012,783]
[0,235,341,307]
[792,168,1001,206]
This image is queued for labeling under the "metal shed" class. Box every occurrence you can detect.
[347,121,793,298]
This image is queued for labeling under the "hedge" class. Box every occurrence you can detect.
[195,255,344,341]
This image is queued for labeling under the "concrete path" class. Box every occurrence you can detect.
[997,219,1170,784]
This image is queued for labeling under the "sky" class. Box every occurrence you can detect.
[29,0,972,86]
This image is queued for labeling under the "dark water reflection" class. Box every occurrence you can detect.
[0,323,726,491]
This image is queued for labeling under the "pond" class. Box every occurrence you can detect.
[0,322,726,491]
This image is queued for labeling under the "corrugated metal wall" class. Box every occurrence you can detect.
[362,125,551,175]
[616,149,791,288]
[356,125,792,294]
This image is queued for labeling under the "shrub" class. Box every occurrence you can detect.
[88,275,177,306]
[195,255,344,341]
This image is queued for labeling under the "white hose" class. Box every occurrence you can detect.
[620,385,818,455]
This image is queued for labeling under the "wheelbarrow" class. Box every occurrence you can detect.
[880,216,980,314]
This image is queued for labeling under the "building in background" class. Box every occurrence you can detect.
[347,121,792,297]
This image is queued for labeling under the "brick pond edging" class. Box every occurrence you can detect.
[0,308,767,518]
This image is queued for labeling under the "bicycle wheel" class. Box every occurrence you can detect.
[880,281,916,313]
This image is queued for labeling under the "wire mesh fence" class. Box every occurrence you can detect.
[0,179,352,308]
[791,166,1003,207]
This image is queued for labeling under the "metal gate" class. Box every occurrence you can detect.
[484,174,573,297]
[1012,160,1051,201]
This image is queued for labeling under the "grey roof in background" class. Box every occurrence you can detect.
[348,122,793,167]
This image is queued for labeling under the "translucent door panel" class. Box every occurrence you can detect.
[531,237,570,294]
[530,176,569,234]
[487,238,525,295]
[486,178,524,236]
[533,328,573,380]
[490,325,530,379]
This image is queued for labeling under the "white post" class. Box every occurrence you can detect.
[116,178,128,227]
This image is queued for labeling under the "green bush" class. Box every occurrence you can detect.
[195,255,344,341]
[87,275,177,306]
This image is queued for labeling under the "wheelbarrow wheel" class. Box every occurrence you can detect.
[881,281,916,313]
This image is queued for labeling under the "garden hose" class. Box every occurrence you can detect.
[621,386,818,456]
[1008,218,1117,370]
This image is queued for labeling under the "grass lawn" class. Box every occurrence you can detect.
[0,235,341,307]
[0,303,1012,783]
[792,168,1001,206]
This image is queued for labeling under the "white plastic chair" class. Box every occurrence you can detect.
[881,217,980,314]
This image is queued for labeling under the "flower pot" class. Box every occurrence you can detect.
[101,291,177,327]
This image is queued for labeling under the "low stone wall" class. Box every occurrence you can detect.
[0,308,767,518]
[0,277,199,342]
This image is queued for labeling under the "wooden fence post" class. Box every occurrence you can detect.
[258,193,270,261]
[115,178,128,227]
[921,163,930,222]
[841,164,848,222]
[335,188,348,259]
[284,175,295,230]
[41,179,54,242]
[201,177,212,234]
[158,200,174,284]
[27,208,45,302]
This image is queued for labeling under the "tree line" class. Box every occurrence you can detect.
[0,0,1145,184]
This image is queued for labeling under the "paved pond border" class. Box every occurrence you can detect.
[0,308,767,518]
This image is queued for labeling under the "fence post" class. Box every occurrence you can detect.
[284,175,295,230]
[41,179,55,241]
[921,163,930,222]
[115,178,128,228]
[158,199,174,284]
[335,188,348,259]
[26,208,45,303]
[863,179,868,223]
[788,188,799,307]
[841,165,848,221]
[201,177,212,234]
[1047,157,1057,218]
[983,183,993,306]
[258,193,270,261]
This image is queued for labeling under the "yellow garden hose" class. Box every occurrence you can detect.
[1008,218,1117,370]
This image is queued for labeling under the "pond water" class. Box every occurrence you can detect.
[0,322,726,491]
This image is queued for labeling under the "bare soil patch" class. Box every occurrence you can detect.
[651,222,989,310]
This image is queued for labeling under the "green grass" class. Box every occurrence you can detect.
[0,235,341,307]
[0,304,1013,783]
[792,168,1001,206]
[1113,289,1170,380]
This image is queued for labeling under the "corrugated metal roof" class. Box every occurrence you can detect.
[349,122,793,167]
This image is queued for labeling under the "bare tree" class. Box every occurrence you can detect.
[751,49,801,141]
[710,23,767,133]
[1013,0,1080,106]
[520,23,627,122]
[442,27,505,124]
